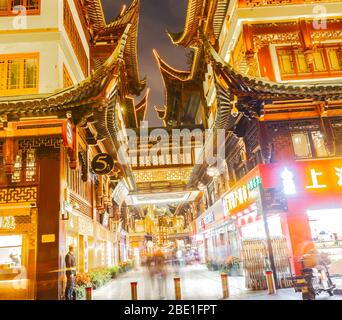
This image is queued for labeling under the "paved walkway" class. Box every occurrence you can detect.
[93,264,342,300]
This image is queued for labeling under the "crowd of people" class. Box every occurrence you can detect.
[142,247,200,299]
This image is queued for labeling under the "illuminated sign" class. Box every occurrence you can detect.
[281,168,296,195]
[305,166,342,190]
[224,176,261,212]
[247,176,261,191]
[203,212,215,225]
[0,216,15,230]
[200,212,215,230]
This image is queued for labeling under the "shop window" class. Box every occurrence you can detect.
[25,149,36,182]
[0,235,23,280]
[291,133,312,158]
[276,45,342,80]
[11,149,37,183]
[12,152,23,183]
[291,131,328,159]
[0,0,40,15]
[311,131,328,158]
[0,54,38,96]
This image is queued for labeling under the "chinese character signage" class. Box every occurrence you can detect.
[259,159,342,196]
[224,175,261,213]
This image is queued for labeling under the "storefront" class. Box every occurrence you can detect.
[194,197,241,266]
[94,219,113,268]
[0,204,37,300]
[258,158,342,276]
[207,158,342,289]
[64,209,95,273]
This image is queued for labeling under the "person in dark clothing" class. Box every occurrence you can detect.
[65,245,76,300]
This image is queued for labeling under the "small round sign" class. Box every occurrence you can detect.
[91,153,114,175]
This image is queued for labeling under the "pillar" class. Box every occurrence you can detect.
[281,200,314,275]
[36,146,61,300]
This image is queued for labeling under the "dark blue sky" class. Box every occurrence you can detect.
[101,0,189,126]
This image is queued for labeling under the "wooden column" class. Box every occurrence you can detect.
[36,147,61,300]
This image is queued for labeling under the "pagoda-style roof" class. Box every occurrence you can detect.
[0,26,129,120]
[167,0,204,47]
[84,0,106,33]
[203,35,342,130]
[153,50,201,126]
[91,0,146,95]
[167,0,228,48]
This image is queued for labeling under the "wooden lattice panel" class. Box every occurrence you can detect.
[19,137,62,151]
[133,167,193,183]
[0,187,37,204]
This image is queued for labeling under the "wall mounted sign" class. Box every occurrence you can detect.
[224,175,261,213]
[91,153,114,175]
[62,120,75,150]
[41,234,56,243]
[0,216,15,230]
[100,212,109,228]
[262,188,288,213]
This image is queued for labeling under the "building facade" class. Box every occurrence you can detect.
[158,0,342,290]
[0,0,144,300]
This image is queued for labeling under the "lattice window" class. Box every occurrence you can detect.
[276,44,342,80]
[0,0,40,16]
[11,149,37,184]
[66,146,90,201]
[0,53,39,96]
[63,0,89,77]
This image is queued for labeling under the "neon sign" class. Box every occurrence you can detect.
[225,176,261,212]
[306,167,342,190]
[247,176,261,191]
[281,168,296,195]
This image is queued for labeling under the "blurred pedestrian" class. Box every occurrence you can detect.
[65,245,76,300]
[155,250,167,299]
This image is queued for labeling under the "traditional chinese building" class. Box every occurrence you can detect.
[0,0,145,300]
[159,0,342,290]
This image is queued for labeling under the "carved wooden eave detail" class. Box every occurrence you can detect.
[203,35,342,122]
[0,27,130,121]
[167,0,228,49]
[83,0,106,33]
[92,0,146,95]
[153,49,202,126]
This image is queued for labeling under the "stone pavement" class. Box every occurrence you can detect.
[92,264,342,300]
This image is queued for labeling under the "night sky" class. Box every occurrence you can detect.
[101,0,190,127]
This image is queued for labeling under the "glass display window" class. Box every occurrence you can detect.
[0,235,23,280]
